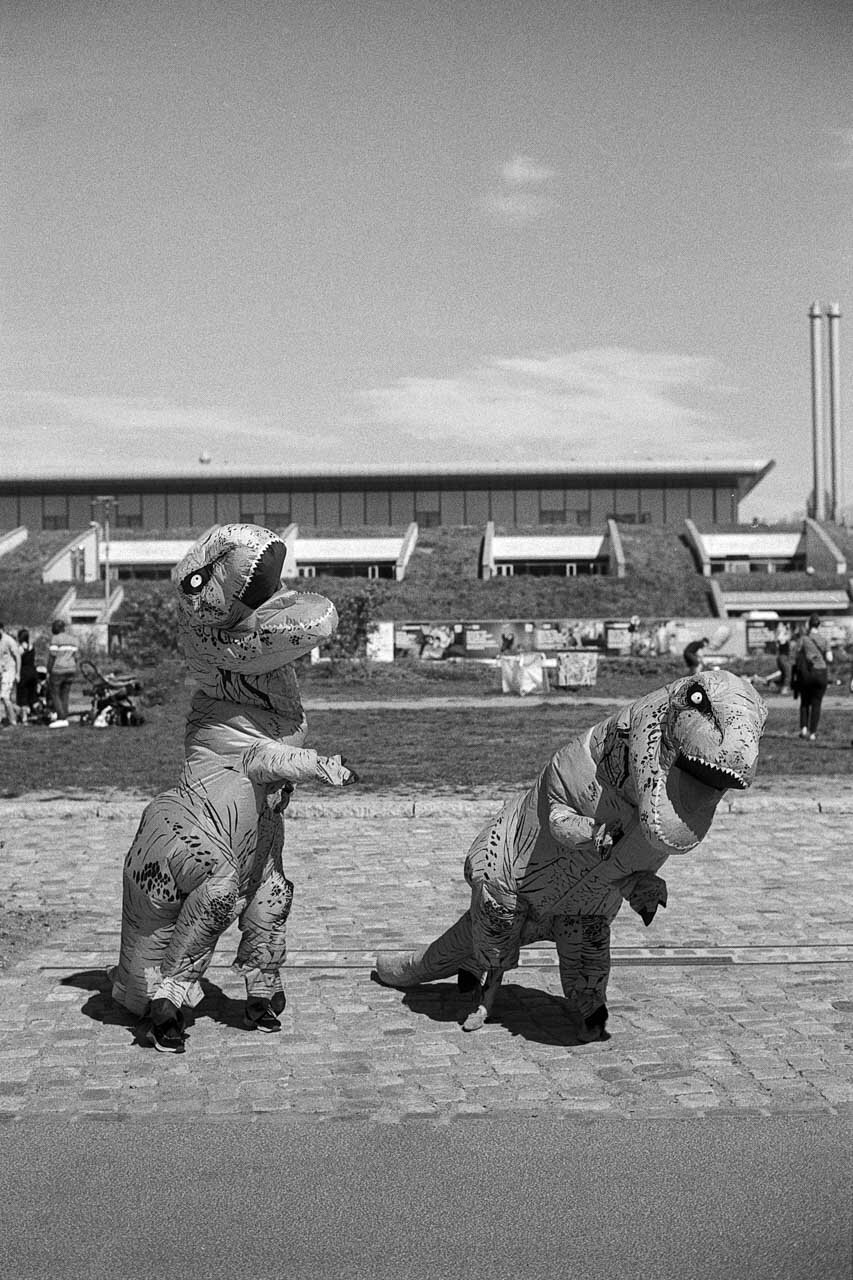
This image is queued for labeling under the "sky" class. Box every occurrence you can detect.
[1,0,851,519]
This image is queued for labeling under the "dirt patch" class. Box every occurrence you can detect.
[0,906,76,971]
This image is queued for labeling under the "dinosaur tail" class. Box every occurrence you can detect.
[373,912,476,988]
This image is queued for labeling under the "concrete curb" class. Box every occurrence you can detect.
[2,786,852,822]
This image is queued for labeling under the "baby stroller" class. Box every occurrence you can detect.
[79,659,145,728]
[24,664,54,726]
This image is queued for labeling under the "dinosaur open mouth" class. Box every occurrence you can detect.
[238,541,287,610]
[675,753,748,791]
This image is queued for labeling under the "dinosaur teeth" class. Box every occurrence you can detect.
[675,752,748,790]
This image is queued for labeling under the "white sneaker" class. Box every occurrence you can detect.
[799,727,809,739]
[48,719,69,729]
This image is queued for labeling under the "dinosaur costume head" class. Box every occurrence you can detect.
[623,667,767,854]
[172,523,338,685]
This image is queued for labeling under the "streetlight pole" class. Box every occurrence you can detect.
[91,495,116,615]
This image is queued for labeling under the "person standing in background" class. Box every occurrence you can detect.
[46,618,79,728]
[15,629,39,723]
[774,620,792,694]
[794,614,832,741]
[0,621,21,727]
[683,636,709,676]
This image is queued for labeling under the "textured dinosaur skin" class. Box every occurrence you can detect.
[374,669,766,1039]
[110,525,356,1033]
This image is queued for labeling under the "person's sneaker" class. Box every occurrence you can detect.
[49,719,69,729]
[146,998,187,1053]
[146,1021,187,1053]
[243,999,282,1033]
[799,727,809,739]
[809,733,817,741]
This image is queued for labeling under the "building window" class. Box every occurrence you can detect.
[574,510,591,526]
[721,560,751,574]
[415,508,441,528]
[43,495,69,530]
[115,512,143,528]
[539,508,566,525]
[298,565,316,578]
[496,559,607,577]
[263,512,291,528]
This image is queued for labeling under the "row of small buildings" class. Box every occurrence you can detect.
[2,459,851,636]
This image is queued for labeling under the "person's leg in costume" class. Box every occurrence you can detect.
[234,867,294,1031]
[552,913,612,1041]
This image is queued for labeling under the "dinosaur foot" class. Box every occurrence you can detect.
[576,1004,610,1043]
[244,997,283,1033]
[146,998,187,1054]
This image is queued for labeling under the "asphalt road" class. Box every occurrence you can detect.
[2,1113,850,1280]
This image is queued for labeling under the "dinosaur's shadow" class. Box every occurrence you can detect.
[61,970,149,1048]
[60,969,248,1048]
[398,979,595,1047]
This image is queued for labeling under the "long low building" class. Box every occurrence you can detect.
[0,459,773,531]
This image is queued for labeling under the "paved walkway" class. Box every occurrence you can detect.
[0,783,851,1123]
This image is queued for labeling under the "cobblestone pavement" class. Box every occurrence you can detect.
[0,782,851,1124]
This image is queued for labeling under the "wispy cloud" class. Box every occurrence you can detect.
[1,351,749,477]
[501,155,557,187]
[346,348,745,463]
[0,391,331,472]
[828,127,853,171]
[481,152,557,224]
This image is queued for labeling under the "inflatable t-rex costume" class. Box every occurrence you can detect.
[110,524,357,1052]
[374,669,766,1039]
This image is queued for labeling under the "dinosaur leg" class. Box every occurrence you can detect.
[155,875,240,1018]
[461,880,527,1032]
[111,808,184,1018]
[552,914,612,1042]
[234,870,294,1032]
[372,910,479,988]
[111,866,183,1017]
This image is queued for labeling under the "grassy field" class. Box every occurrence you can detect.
[1,656,851,798]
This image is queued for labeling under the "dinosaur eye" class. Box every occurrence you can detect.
[686,682,711,712]
[181,563,214,595]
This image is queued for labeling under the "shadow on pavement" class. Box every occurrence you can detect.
[400,979,591,1046]
[61,969,149,1048]
[60,969,251,1045]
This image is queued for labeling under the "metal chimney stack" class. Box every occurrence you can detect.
[809,301,826,520]
[826,303,843,523]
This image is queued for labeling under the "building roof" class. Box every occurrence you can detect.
[100,537,404,567]
[702,533,802,558]
[492,535,605,560]
[719,589,851,614]
[296,537,403,563]
[0,458,775,492]
[100,540,193,566]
